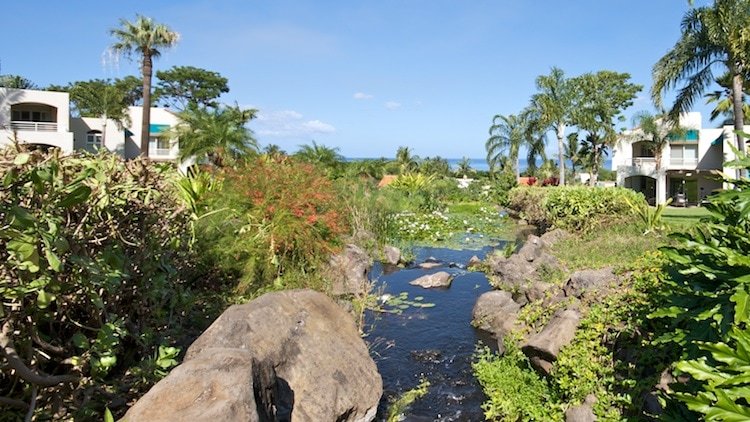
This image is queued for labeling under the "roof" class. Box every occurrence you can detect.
[377,175,398,188]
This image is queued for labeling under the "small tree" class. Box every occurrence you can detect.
[155,65,229,110]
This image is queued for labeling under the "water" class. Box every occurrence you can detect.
[365,245,504,421]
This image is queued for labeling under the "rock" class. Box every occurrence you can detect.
[565,394,597,422]
[126,290,382,422]
[564,268,616,299]
[409,271,453,288]
[448,262,467,270]
[517,235,544,262]
[525,281,553,303]
[540,229,570,247]
[467,255,482,269]
[418,261,443,269]
[472,291,521,338]
[642,391,663,416]
[383,245,401,266]
[523,309,581,374]
[328,244,372,296]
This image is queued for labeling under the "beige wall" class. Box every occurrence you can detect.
[126,106,180,160]
[70,117,127,156]
[0,88,74,152]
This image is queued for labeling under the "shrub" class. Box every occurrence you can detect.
[508,186,645,233]
[473,338,563,421]
[0,148,195,419]
[195,158,350,293]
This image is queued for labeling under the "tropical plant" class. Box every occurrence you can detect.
[110,15,179,158]
[294,141,343,177]
[388,172,436,196]
[625,197,673,235]
[174,104,258,167]
[629,111,687,172]
[652,0,750,167]
[486,113,525,180]
[395,146,419,174]
[418,156,451,177]
[262,143,287,160]
[564,133,584,183]
[455,156,474,178]
[529,67,578,185]
[155,65,229,110]
[572,70,642,185]
[0,74,37,89]
[704,73,750,124]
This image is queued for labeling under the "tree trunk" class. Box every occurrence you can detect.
[732,71,746,178]
[590,145,600,186]
[515,156,520,182]
[140,53,153,158]
[556,122,566,185]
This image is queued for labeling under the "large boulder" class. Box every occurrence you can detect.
[522,309,581,374]
[472,291,522,339]
[124,290,382,422]
[328,244,372,296]
[539,229,570,248]
[486,236,561,299]
[409,271,453,288]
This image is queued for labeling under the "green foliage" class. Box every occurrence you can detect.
[173,103,259,166]
[626,197,673,235]
[473,338,563,421]
[294,141,344,178]
[48,78,135,126]
[508,186,644,233]
[0,74,37,89]
[386,378,430,422]
[651,152,750,418]
[0,148,195,419]
[195,158,349,294]
[391,206,509,247]
[155,65,229,109]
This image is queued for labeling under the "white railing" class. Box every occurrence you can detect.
[10,121,58,132]
[669,158,698,167]
[149,148,172,157]
[630,157,656,166]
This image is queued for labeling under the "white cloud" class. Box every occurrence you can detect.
[385,101,402,110]
[353,92,373,100]
[254,109,336,138]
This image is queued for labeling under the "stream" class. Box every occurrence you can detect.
[366,244,506,421]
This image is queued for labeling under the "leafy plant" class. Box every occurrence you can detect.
[625,197,673,235]
[386,378,430,422]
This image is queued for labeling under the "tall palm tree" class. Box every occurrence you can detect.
[110,15,179,158]
[486,113,525,180]
[530,67,577,185]
[455,157,475,178]
[395,146,419,174]
[564,132,583,183]
[704,73,750,125]
[174,104,258,167]
[520,106,549,177]
[294,141,343,172]
[262,143,287,160]
[652,0,750,162]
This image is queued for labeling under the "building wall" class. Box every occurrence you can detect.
[126,106,180,160]
[0,88,74,152]
[70,117,127,156]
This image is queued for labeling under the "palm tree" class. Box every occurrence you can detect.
[652,0,750,163]
[486,113,525,180]
[110,15,179,158]
[174,104,258,167]
[520,106,549,176]
[294,141,343,173]
[530,67,577,185]
[630,111,687,173]
[68,80,131,146]
[455,157,475,178]
[395,146,419,174]
[262,144,287,160]
[564,133,583,183]
[704,73,750,125]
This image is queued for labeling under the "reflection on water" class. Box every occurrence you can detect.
[366,245,504,421]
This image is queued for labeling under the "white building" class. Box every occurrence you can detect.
[613,112,745,205]
[0,87,179,161]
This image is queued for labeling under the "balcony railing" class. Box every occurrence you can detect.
[630,157,655,166]
[10,121,58,132]
[149,147,172,157]
[669,158,698,167]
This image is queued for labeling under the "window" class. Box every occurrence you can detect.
[149,136,172,155]
[86,131,103,149]
[670,144,698,166]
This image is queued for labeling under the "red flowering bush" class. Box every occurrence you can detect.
[197,157,350,292]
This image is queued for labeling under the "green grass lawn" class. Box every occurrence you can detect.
[661,206,711,231]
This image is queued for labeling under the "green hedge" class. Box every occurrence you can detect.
[508,186,645,233]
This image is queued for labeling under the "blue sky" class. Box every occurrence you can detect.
[1,1,716,158]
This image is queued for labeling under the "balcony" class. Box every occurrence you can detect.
[669,157,699,169]
[10,121,58,132]
[630,157,655,166]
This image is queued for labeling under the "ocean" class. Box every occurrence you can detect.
[346,157,614,172]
